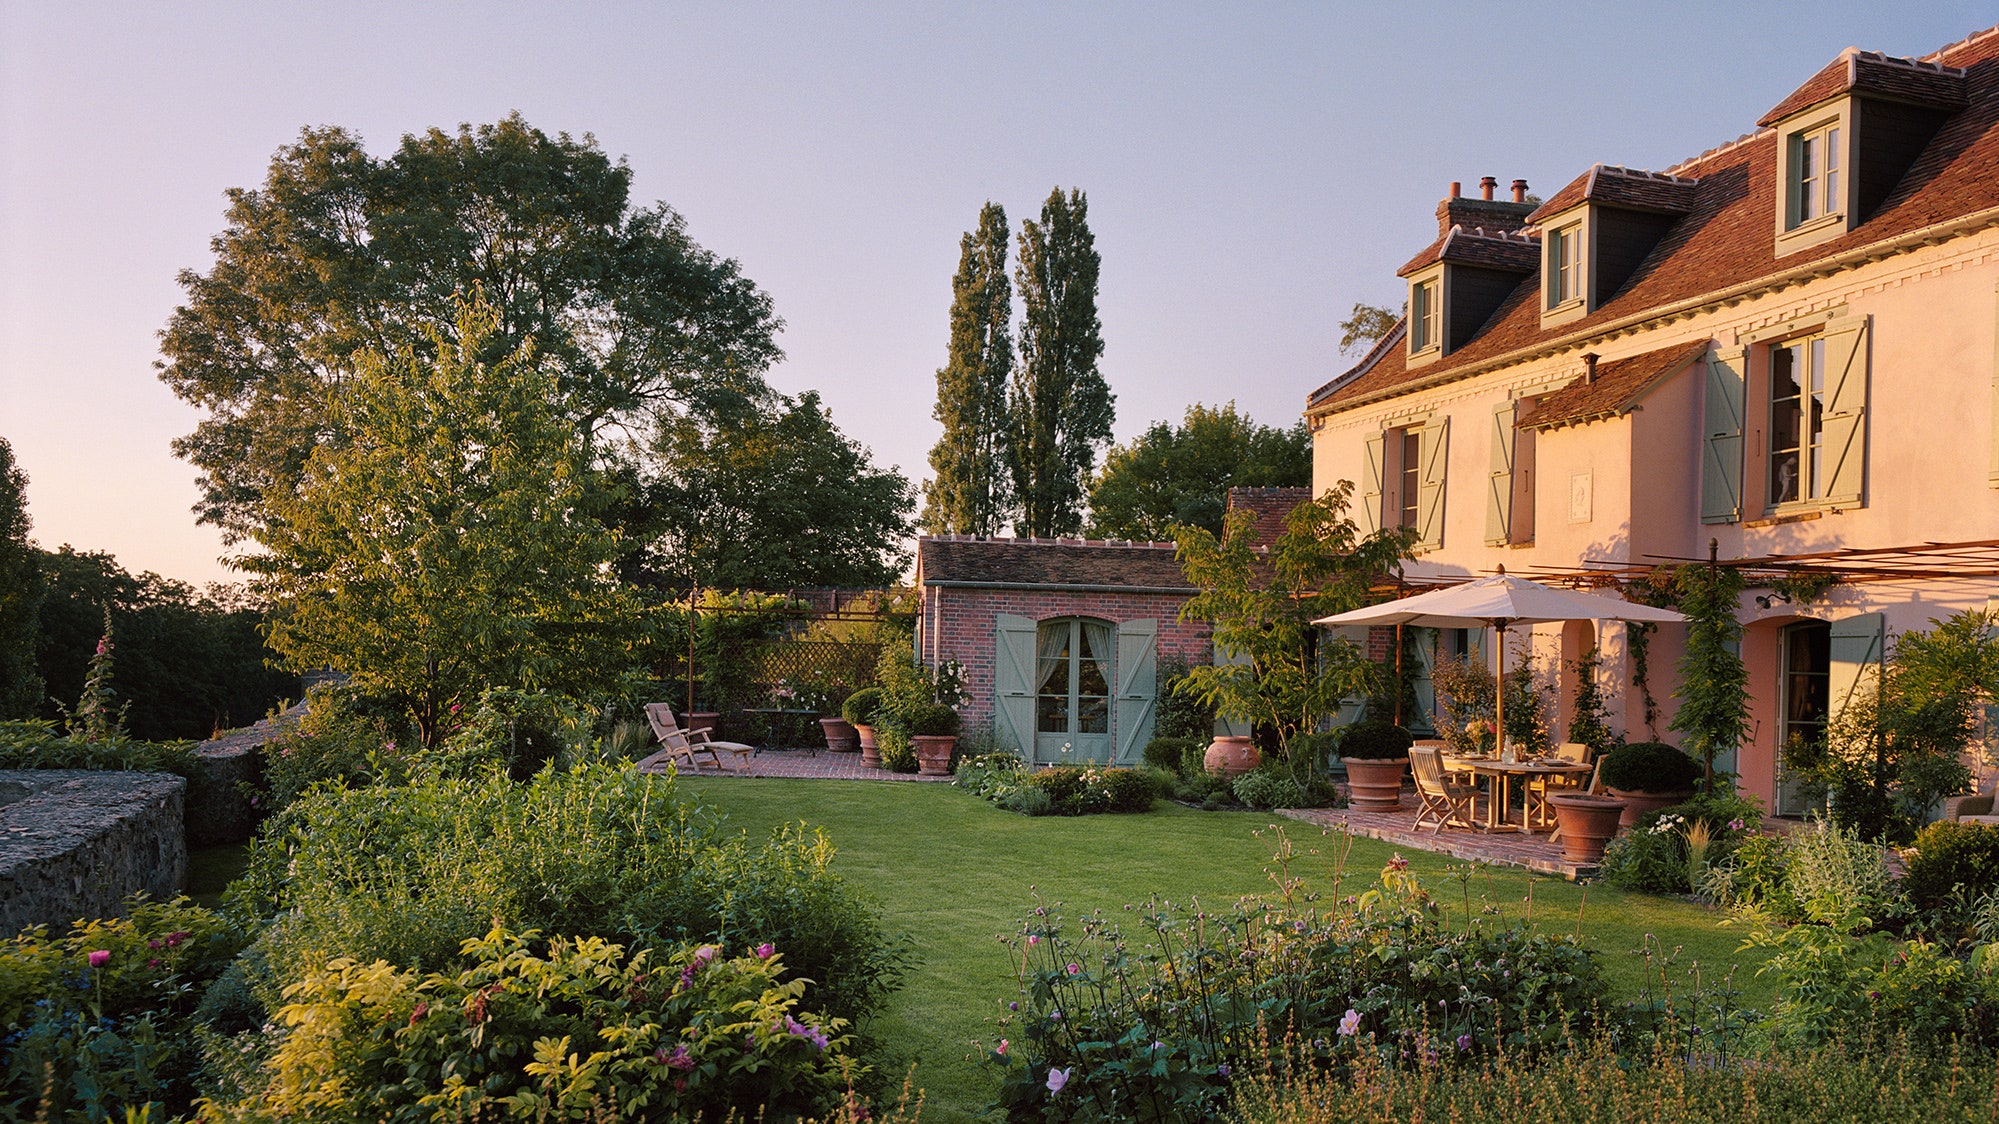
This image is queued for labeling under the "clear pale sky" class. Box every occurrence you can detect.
[2,1,1989,587]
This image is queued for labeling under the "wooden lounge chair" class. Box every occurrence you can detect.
[1411,745,1480,833]
[637,703,756,774]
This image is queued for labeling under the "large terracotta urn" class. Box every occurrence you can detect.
[1341,757,1409,813]
[1204,735,1260,778]
[855,724,881,767]
[821,717,860,753]
[1605,787,1694,829]
[1550,793,1630,863]
[912,734,957,777]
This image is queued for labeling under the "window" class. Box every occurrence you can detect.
[1398,428,1421,530]
[1410,280,1437,352]
[1767,335,1827,504]
[1035,617,1111,743]
[1788,123,1841,229]
[1547,224,1582,307]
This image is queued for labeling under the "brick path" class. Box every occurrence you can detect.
[641,748,954,782]
[1277,795,1598,880]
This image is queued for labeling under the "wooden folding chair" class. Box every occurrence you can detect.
[1549,756,1611,842]
[1411,745,1480,833]
[637,703,756,774]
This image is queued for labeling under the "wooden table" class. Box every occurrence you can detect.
[1445,756,1592,832]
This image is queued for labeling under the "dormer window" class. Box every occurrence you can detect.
[1410,278,1438,354]
[1547,224,1582,308]
[1788,122,1842,228]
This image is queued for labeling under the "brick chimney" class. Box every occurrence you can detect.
[1437,177,1536,237]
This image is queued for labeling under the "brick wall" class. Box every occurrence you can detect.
[918,586,1212,728]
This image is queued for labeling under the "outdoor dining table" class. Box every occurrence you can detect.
[1443,754,1593,832]
[740,707,821,753]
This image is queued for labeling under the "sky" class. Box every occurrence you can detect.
[2,1,1992,587]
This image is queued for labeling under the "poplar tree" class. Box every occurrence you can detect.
[1008,187,1112,538]
[921,202,1014,536]
[0,437,42,719]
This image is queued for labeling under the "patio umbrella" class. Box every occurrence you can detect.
[1313,568,1685,753]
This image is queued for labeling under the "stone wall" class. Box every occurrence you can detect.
[187,701,302,845]
[0,770,186,935]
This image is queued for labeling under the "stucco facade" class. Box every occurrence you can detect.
[1307,30,1999,811]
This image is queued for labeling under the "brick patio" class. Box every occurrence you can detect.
[1276,800,1598,880]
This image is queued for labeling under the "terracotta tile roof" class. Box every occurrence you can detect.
[1758,48,1968,127]
[916,536,1193,590]
[1527,165,1700,223]
[1309,25,1999,417]
[1226,487,1312,546]
[1397,225,1541,277]
[1519,340,1711,430]
[1308,319,1406,407]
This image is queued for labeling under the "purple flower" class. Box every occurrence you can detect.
[87,950,110,969]
[1217,1063,1232,1078]
[755,943,775,959]
[1008,1001,1019,1011]
[1046,1067,1070,1094]
[1729,818,1745,832]
[1457,1034,1472,1052]
[1338,1008,1361,1037]
[659,1045,695,1071]
[1388,853,1409,872]
[1066,962,1081,975]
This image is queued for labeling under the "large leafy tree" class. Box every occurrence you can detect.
[1174,483,1413,748]
[637,390,915,591]
[1086,403,1309,540]
[247,299,640,746]
[922,202,1014,536]
[0,437,43,718]
[1008,187,1112,538]
[159,114,781,542]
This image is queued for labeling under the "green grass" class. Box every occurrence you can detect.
[682,779,1776,1124]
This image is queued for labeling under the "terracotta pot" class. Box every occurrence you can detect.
[820,717,859,753]
[1550,793,1630,863]
[1606,787,1694,828]
[1204,735,1260,778]
[855,724,881,767]
[1342,757,1409,812]
[912,734,957,777]
[682,711,719,735]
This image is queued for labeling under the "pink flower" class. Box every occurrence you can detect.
[147,958,162,970]
[755,943,775,959]
[995,1038,1009,1056]
[1046,1067,1070,1094]
[88,950,110,968]
[1338,1008,1361,1037]
[1025,934,1040,947]
[1066,962,1080,975]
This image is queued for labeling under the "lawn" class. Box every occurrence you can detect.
[681,778,1776,1124]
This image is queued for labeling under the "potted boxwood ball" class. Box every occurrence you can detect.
[908,703,962,777]
[1339,720,1415,812]
[842,687,886,767]
[1598,741,1702,827]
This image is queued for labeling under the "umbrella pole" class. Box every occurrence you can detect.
[1494,621,1508,758]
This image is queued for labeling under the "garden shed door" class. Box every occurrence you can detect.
[1113,620,1157,765]
[994,614,1038,758]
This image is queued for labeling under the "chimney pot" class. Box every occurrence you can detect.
[1449,180,1461,199]
[1480,176,1497,201]
[1583,352,1600,383]
[1511,179,1529,203]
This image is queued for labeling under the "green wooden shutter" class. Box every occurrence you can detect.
[1701,348,1745,523]
[1989,284,1999,486]
[1828,613,1885,735]
[1360,431,1386,534]
[1416,417,1449,550]
[1819,318,1869,506]
[1113,619,1157,766]
[994,614,1038,757]
[1485,402,1517,546]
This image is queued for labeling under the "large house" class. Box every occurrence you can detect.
[1307,27,1999,812]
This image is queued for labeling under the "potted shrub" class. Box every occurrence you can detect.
[1339,720,1414,812]
[842,687,886,767]
[1599,741,1702,827]
[1548,792,1630,863]
[908,703,962,777]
